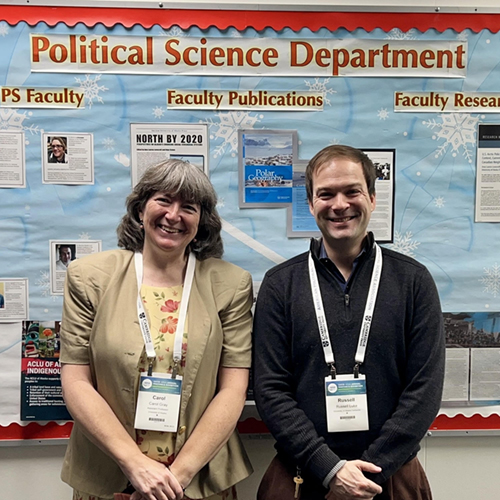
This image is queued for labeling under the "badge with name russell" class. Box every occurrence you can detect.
[134,373,182,432]
[325,374,369,432]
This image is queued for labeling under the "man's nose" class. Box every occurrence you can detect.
[330,194,349,211]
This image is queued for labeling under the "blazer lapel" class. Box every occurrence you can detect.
[183,271,211,389]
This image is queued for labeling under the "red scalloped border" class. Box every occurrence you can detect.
[0,421,73,440]
[431,413,500,431]
[1,6,500,33]
[0,413,499,441]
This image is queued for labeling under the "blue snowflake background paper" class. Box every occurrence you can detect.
[0,21,499,318]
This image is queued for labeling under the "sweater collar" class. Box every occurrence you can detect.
[310,232,375,260]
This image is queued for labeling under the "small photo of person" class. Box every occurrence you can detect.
[0,282,5,309]
[48,136,68,164]
[55,244,76,271]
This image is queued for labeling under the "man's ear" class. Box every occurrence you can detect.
[309,200,315,217]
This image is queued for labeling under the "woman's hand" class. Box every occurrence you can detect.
[165,367,249,489]
[61,364,184,500]
[125,453,184,500]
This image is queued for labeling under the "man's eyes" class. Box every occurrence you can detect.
[317,189,361,198]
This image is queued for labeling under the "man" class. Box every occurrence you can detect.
[48,137,67,163]
[253,145,444,500]
[56,245,72,271]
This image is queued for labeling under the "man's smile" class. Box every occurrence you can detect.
[328,215,357,223]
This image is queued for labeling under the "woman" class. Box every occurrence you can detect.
[48,136,67,163]
[60,160,253,500]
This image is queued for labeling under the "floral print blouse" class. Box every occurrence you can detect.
[136,284,187,465]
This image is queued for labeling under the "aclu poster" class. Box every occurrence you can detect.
[21,321,71,421]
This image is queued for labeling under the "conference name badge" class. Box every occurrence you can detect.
[325,374,369,432]
[134,373,182,432]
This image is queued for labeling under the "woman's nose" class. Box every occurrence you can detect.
[165,201,182,220]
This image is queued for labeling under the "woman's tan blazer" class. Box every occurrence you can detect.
[60,249,253,499]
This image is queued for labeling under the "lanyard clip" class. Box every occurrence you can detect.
[354,363,360,379]
[147,359,154,377]
[172,360,179,379]
[329,363,336,380]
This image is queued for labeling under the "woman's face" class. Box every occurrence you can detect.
[51,139,64,159]
[139,191,201,259]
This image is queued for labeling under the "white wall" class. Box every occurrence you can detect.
[1,435,500,499]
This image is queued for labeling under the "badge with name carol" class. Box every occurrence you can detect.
[325,374,369,432]
[135,372,182,432]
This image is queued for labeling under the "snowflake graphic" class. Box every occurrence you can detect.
[329,138,341,145]
[216,197,225,208]
[203,111,261,158]
[152,106,166,119]
[434,196,445,208]
[0,109,39,134]
[75,74,108,108]
[304,78,337,106]
[160,26,185,37]
[385,28,417,40]
[101,137,115,150]
[377,108,389,120]
[388,231,420,258]
[0,21,9,37]
[79,232,91,240]
[35,271,57,300]
[480,263,500,298]
[457,31,468,41]
[422,113,478,164]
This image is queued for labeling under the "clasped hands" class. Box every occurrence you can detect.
[123,453,186,500]
[326,460,383,500]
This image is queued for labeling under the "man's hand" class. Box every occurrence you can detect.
[326,460,383,500]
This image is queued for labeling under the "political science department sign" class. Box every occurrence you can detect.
[30,34,467,78]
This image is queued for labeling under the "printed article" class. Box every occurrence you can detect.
[0,131,25,188]
[50,240,101,295]
[131,123,208,186]
[42,132,94,185]
[0,278,29,322]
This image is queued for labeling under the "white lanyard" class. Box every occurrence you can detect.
[134,252,196,378]
[308,242,382,378]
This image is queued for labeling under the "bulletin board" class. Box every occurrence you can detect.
[2,5,500,441]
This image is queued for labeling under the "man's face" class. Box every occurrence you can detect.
[59,247,71,264]
[51,140,64,159]
[309,158,376,252]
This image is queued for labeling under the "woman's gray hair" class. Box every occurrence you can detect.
[117,159,223,260]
